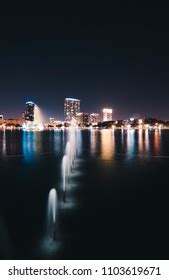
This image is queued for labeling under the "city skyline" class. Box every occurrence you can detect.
[1,97,169,122]
[1,10,169,120]
[1,94,169,121]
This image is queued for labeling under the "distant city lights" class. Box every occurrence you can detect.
[102,108,113,122]
[0,98,168,130]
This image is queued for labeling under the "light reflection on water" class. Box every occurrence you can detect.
[100,129,115,160]
[145,129,150,153]
[54,130,63,154]
[23,131,36,162]
[138,128,144,154]
[0,128,168,259]
[154,129,161,155]
[126,129,136,158]
[0,128,164,159]
[2,130,6,156]
[90,128,97,156]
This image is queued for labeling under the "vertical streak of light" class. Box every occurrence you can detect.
[126,129,135,158]
[90,128,97,156]
[100,129,114,160]
[2,129,6,156]
[154,129,161,155]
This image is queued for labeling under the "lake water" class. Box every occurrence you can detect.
[0,128,169,259]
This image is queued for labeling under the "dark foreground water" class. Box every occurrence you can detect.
[0,128,169,259]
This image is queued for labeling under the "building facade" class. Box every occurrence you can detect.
[90,113,100,124]
[24,101,35,122]
[102,108,113,121]
[64,98,80,121]
[77,112,89,126]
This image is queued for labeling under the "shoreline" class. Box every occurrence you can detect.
[1,127,169,131]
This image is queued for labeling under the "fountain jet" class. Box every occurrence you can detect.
[34,105,44,130]
[47,188,57,240]
[62,155,68,202]
[69,121,77,168]
[65,142,71,176]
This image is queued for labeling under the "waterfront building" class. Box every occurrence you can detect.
[102,108,113,121]
[24,101,35,122]
[77,112,89,126]
[64,98,80,121]
[90,113,100,125]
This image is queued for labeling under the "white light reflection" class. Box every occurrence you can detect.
[126,129,135,158]
[90,129,98,156]
[2,129,6,156]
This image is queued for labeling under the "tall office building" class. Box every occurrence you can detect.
[24,101,35,122]
[77,112,89,126]
[90,113,100,124]
[64,98,80,121]
[103,108,113,121]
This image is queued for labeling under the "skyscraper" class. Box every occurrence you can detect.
[77,112,89,126]
[102,108,113,121]
[90,113,100,124]
[64,98,80,121]
[24,101,35,122]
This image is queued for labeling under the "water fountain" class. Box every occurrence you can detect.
[34,105,44,130]
[39,188,58,256]
[62,155,68,202]
[70,138,75,168]
[65,142,71,176]
[61,119,77,203]
[47,188,57,241]
[69,121,77,168]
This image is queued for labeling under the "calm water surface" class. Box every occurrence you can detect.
[0,129,169,259]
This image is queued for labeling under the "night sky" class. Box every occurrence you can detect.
[1,7,169,120]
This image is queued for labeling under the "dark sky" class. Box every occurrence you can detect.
[1,6,169,120]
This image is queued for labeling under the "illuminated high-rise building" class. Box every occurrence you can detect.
[102,108,113,121]
[77,112,89,126]
[24,101,35,122]
[90,113,100,124]
[64,98,80,121]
